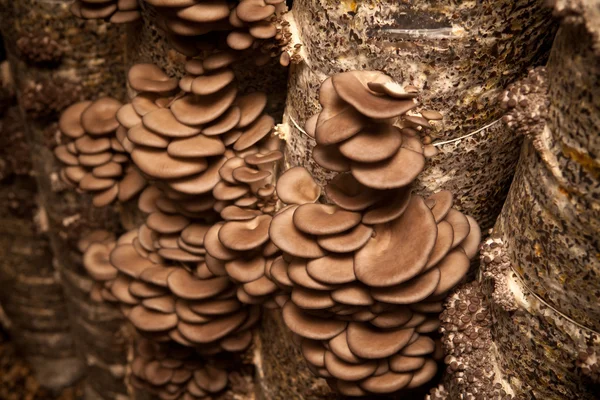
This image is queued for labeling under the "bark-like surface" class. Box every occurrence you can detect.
[441,4,600,399]
[283,0,556,231]
[0,2,130,398]
[0,93,82,389]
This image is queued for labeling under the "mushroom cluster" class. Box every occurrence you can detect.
[71,0,141,24]
[118,63,280,212]
[310,71,440,189]
[261,70,481,396]
[82,225,260,353]
[54,98,147,207]
[131,338,229,400]
[144,0,292,64]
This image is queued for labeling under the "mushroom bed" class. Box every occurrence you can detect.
[52,21,481,397]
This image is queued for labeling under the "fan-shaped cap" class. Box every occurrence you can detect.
[293,204,361,236]
[459,215,481,258]
[362,187,411,225]
[331,71,417,119]
[360,371,413,393]
[127,124,170,148]
[203,106,241,135]
[129,305,178,332]
[81,97,122,135]
[171,84,237,126]
[367,81,419,99]
[427,190,453,222]
[370,307,413,329]
[431,249,470,296]
[146,211,190,234]
[317,223,373,253]
[143,108,202,138]
[276,167,320,205]
[371,268,441,305]
[168,157,227,195]
[168,135,226,158]
[203,51,238,71]
[226,31,255,50]
[269,206,326,259]
[131,147,207,179]
[233,114,274,151]
[235,0,275,22]
[329,331,362,364]
[389,355,425,373]
[191,69,235,96]
[339,124,402,163]
[128,64,178,93]
[218,215,271,251]
[83,243,118,281]
[424,220,454,270]
[235,92,268,128]
[301,340,326,367]
[167,268,230,300]
[245,150,283,166]
[325,173,382,211]
[312,144,351,172]
[176,1,230,23]
[354,196,437,287]
[232,166,271,183]
[306,254,355,285]
[59,101,92,138]
[225,255,265,283]
[324,351,377,381]
[193,365,228,393]
[406,359,437,389]
[346,323,414,359]
[178,309,248,343]
[282,302,347,340]
[444,209,470,248]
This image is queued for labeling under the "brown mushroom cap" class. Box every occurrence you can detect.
[143,108,202,138]
[360,371,413,393]
[282,302,347,340]
[288,258,335,291]
[405,359,437,389]
[178,309,248,343]
[233,114,274,151]
[167,157,227,195]
[128,305,178,332]
[167,135,226,158]
[306,254,356,285]
[226,30,255,50]
[269,206,326,259]
[232,166,271,183]
[339,124,402,163]
[191,69,236,96]
[175,1,230,23]
[370,267,441,305]
[171,84,237,126]
[354,196,437,287]
[218,215,271,251]
[81,97,122,135]
[367,81,419,99]
[59,101,92,138]
[203,51,238,71]
[276,167,321,205]
[324,351,377,381]
[331,283,373,306]
[316,223,373,253]
[167,268,230,300]
[131,147,207,179]
[331,71,417,119]
[203,106,241,136]
[235,92,267,128]
[225,255,265,283]
[431,249,470,296]
[325,173,383,211]
[83,243,117,281]
[389,355,426,373]
[444,209,471,248]
[427,190,453,222]
[362,187,411,225]
[128,64,179,93]
[128,124,170,148]
[459,215,481,258]
[293,204,361,236]
[301,339,326,367]
[424,220,454,270]
[193,365,228,393]
[236,0,275,22]
[315,78,366,146]
[370,307,413,329]
[204,223,242,261]
[346,323,414,360]
[312,144,351,172]
[350,144,425,190]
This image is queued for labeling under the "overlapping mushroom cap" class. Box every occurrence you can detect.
[131,338,229,400]
[71,0,141,23]
[311,71,441,190]
[83,225,259,353]
[119,63,281,210]
[54,98,147,207]
[143,0,295,64]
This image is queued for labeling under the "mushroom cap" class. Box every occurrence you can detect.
[331,283,373,306]
[367,81,419,99]
[128,306,178,332]
[83,243,117,281]
[276,167,321,205]
[167,157,227,195]
[324,351,377,381]
[406,359,437,389]
[331,71,417,119]
[128,64,178,93]
[329,331,363,364]
[370,267,441,305]
[306,254,356,285]
[444,209,471,248]
[203,106,241,135]
[127,124,170,148]
[316,223,373,253]
[146,211,190,234]
[362,187,411,225]
[269,206,326,259]
[401,336,435,356]
[59,101,92,138]
[389,355,426,373]
[431,249,470,296]
[424,220,454,270]
[143,108,202,138]
[176,1,230,23]
[116,103,142,129]
[167,268,230,300]
[459,215,481,259]
[293,204,361,236]
[360,370,413,394]
[312,144,351,172]
[204,223,242,261]
[354,195,437,287]
[193,365,228,393]
[171,84,237,126]
[235,92,268,128]
[282,302,347,340]
[427,190,453,222]
[236,0,275,22]
[226,30,255,50]
[301,339,326,367]
[370,307,413,329]
[325,173,383,211]
[131,92,161,116]
[131,147,208,179]
[288,258,335,291]
[339,124,402,163]
[233,114,274,151]
[178,309,248,343]
[191,69,236,96]
[203,51,238,71]
[346,323,414,359]
[350,144,425,190]
[225,255,265,283]
[81,97,122,135]
[232,166,271,183]
[167,135,226,158]
[218,215,272,251]
[315,78,366,146]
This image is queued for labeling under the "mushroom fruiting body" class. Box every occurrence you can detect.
[71,0,141,23]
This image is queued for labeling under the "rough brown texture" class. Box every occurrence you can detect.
[440,4,600,399]
[0,98,82,390]
[283,0,557,231]
[0,2,130,398]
